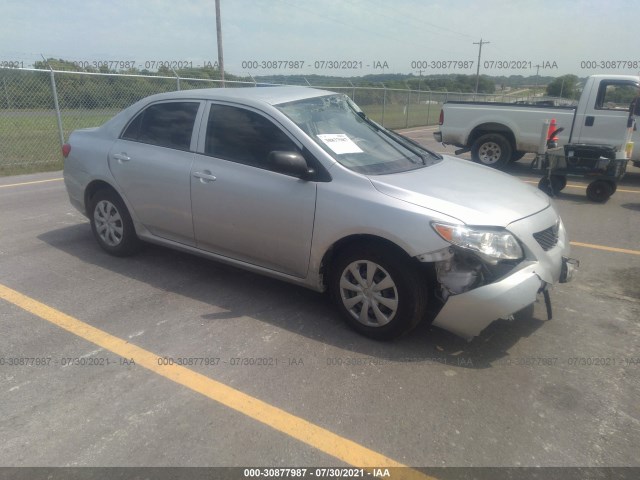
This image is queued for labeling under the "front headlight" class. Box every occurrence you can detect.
[432,223,523,262]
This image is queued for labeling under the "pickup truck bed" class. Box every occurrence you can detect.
[435,75,640,168]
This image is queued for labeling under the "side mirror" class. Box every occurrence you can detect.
[267,151,315,180]
[633,97,640,116]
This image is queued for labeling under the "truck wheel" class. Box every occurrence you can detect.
[471,134,512,168]
[329,245,428,340]
[586,180,613,202]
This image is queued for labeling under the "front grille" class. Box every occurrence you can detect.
[533,223,559,251]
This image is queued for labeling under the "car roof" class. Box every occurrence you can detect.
[142,85,338,106]
[96,85,341,139]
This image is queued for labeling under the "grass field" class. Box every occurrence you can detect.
[0,104,441,176]
[361,102,443,129]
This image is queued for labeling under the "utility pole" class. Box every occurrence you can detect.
[473,38,490,94]
[534,64,541,98]
[215,0,225,87]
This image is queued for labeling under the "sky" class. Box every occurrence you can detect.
[1,0,638,79]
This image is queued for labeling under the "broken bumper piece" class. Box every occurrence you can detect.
[431,256,578,341]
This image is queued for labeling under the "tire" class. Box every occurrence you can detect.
[552,175,567,192]
[586,180,613,203]
[471,133,512,168]
[538,177,553,196]
[538,175,566,196]
[329,245,429,340]
[510,151,527,162]
[89,189,141,256]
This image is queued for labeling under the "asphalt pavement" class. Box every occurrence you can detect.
[1,134,639,473]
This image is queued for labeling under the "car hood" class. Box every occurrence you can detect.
[369,155,550,227]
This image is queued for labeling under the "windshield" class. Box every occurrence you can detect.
[275,94,440,174]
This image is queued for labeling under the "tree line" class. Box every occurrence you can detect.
[0,57,593,110]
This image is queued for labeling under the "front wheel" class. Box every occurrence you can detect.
[471,133,512,168]
[89,189,141,256]
[329,246,429,340]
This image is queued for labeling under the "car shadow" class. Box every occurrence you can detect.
[38,223,550,370]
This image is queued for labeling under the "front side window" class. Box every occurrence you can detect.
[122,101,200,150]
[275,94,440,175]
[596,82,639,111]
[205,104,298,167]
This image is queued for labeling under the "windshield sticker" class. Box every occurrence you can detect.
[317,134,363,154]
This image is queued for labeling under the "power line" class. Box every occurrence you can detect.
[363,0,476,40]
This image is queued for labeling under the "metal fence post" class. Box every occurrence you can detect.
[382,87,386,127]
[3,77,11,109]
[405,89,410,128]
[48,68,65,147]
[171,68,181,91]
[427,91,431,126]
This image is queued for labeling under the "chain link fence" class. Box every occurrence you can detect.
[0,67,551,175]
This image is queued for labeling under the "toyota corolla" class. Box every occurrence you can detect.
[63,86,577,341]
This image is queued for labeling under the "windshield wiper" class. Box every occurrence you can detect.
[356,111,442,165]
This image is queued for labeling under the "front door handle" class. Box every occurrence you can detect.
[193,170,217,183]
[113,152,131,163]
[585,116,595,127]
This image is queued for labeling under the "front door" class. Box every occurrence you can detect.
[190,103,317,278]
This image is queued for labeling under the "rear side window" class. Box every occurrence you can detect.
[205,104,298,167]
[122,102,200,150]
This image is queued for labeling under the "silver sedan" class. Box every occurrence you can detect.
[63,86,577,340]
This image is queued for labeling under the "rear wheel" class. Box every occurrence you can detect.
[586,180,613,203]
[89,189,141,256]
[329,245,429,340]
[471,133,512,169]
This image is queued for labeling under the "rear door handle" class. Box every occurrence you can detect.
[113,152,131,163]
[193,170,217,183]
[585,116,595,127]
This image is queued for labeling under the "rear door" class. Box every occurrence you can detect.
[109,100,204,245]
[190,102,317,278]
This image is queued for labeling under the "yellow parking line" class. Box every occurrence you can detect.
[0,178,63,188]
[0,283,434,479]
[570,242,640,256]
[523,179,640,194]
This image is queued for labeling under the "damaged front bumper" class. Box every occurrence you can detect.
[432,262,545,340]
[425,207,579,340]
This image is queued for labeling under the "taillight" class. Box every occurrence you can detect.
[438,109,444,126]
[62,144,71,158]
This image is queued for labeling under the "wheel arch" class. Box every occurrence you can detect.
[84,180,120,216]
[468,122,516,151]
[319,234,422,289]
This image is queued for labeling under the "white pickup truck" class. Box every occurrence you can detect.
[434,75,640,168]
